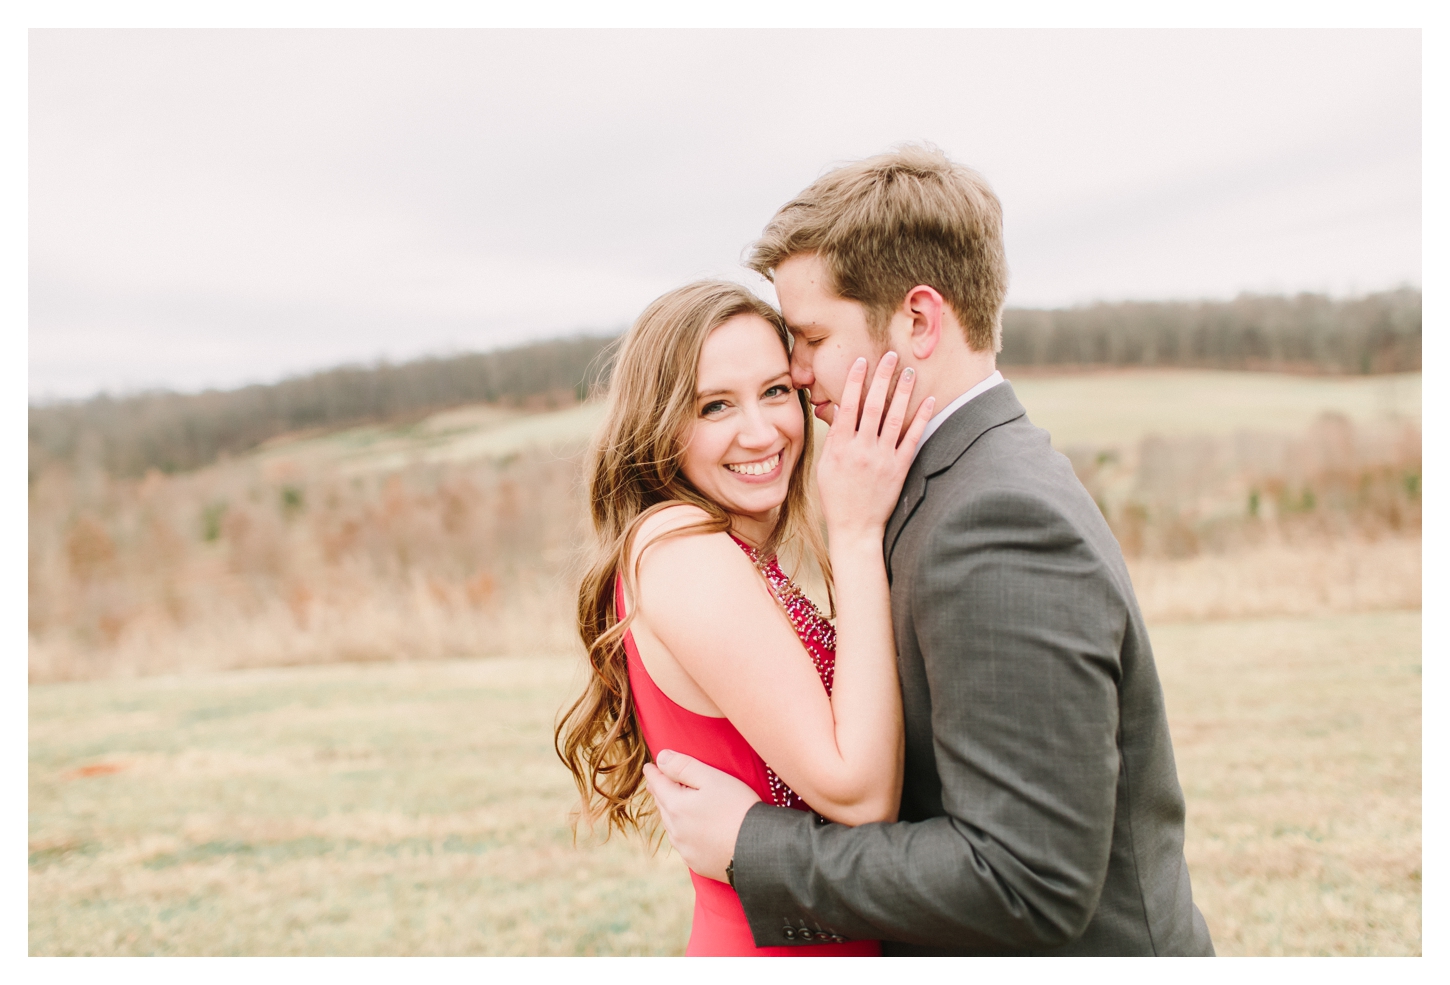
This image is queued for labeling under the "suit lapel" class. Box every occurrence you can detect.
[884,471,928,572]
[884,381,1029,567]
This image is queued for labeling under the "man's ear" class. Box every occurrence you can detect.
[903,285,945,360]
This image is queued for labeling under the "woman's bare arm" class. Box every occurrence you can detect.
[634,357,931,826]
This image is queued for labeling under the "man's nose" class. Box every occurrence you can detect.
[790,351,814,388]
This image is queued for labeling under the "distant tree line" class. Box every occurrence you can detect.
[999,288,1420,374]
[30,289,1420,479]
[30,334,619,478]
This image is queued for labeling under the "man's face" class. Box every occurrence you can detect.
[774,253,887,427]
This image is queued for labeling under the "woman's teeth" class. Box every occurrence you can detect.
[725,453,780,476]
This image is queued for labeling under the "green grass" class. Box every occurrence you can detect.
[251,370,1422,474]
[30,610,1419,955]
[253,401,607,475]
[1008,369,1420,447]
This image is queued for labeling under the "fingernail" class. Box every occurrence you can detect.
[854,357,867,368]
[902,367,914,381]
[657,750,673,765]
[885,351,898,361]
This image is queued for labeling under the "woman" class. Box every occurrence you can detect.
[556,280,932,956]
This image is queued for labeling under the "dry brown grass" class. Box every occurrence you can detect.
[28,446,587,683]
[1008,369,1420,447]
[26,368,1423,955]
[27,369,1421,684]
[28,657,694,955]
[29,611,1419,955]
[1155,611,1421,955]
[1129,535,1421,623]
[28,431,1420,685]
[1066,414,1421,560]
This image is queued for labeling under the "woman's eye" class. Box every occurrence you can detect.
[806,337,824,348]
[701,401,727,416]
[764,385,792,398]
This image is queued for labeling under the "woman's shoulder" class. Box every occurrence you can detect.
[634,502,713,544]
[629,504,750,584]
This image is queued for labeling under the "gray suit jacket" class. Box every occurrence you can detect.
[733,382,1214,955]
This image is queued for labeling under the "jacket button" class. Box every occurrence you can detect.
[831,934,845,943]
[797,928,814,941]
[782,927,796,940]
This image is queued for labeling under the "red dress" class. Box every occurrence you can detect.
[619,535,881,957]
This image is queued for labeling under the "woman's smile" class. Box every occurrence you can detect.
[680,312,805,538]
[724,452,783,479]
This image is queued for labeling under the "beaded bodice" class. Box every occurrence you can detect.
[728,534,836,813]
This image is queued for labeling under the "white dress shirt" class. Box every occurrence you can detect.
[912,370,1004,463]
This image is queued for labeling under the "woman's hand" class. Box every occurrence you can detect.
[815,352,935,544]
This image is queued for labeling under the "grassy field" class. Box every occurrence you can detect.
[1008,369,1419,447]
[29,369,1422,684]
[27,365,1423,953]
[247,369,1422,472]
[28,657,693,955]
[30,610,1420,956]
[1155,612,1421,956]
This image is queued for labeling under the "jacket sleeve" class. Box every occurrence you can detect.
[732,489,1128,950]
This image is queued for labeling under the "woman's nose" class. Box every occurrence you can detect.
[737,405,777,447]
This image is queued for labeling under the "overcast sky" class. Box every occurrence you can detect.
[29,29,1421,400]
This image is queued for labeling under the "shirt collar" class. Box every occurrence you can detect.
[911,370,1004,464]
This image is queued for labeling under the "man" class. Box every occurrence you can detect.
[642,145,1215,956]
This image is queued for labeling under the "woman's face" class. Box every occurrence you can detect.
[680,313,805,537]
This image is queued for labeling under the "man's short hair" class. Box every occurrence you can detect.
[747,144,1009,353]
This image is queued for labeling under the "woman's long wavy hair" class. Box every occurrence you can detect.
[555,280,832,841]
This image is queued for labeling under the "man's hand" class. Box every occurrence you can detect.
[643,749,761,883]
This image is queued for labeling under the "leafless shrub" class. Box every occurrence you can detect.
[28,446,589,683]
[1066,414,1421,560]
[28,403,1421,683]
